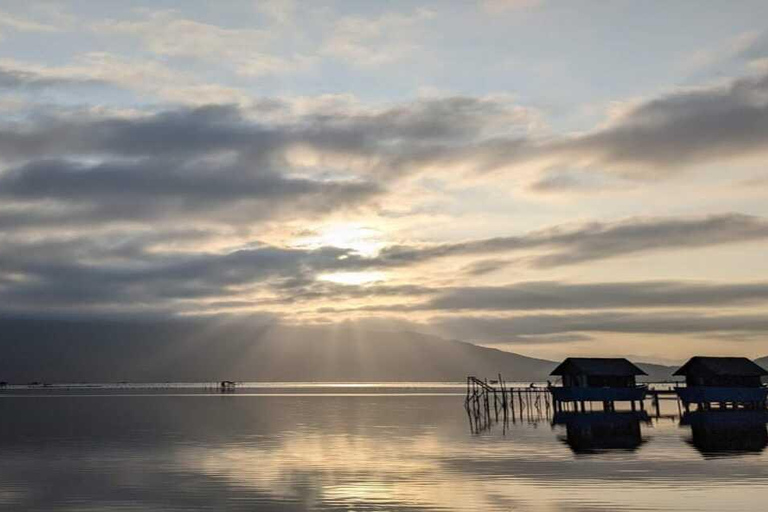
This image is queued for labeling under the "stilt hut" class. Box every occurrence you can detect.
[549,358,647,412]
[674,357,768,411]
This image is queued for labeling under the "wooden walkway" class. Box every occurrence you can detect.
[465,376,554,430]
[465,376,684,429]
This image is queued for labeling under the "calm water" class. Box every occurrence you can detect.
[1,384,767,511]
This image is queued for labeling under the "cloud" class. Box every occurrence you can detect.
[0,158,378,227]
[0,8,60,32]
[481,0,543,14]
[0,95,538,230]
[313,279,768,316]
[460,259,511,276]
[559,72,768,177]
[0,54,252,105]
[431,311,768,342]
[20,56,768,191]
[0,65,104,90]
[373,213,768,268]
[0,234,357,315]
[1,66,768,324]
[425,281,768,311]
[93,10,313,76]
[382,71,768,184]
[322,8,435,67]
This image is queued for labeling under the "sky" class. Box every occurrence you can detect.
[1,0,768,364]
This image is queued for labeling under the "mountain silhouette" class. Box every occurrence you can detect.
[0,316,676,383]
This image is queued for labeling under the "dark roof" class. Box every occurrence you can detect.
[550,358,647,377]
[673,357,768,377]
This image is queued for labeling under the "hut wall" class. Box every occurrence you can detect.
[685,375,763,388]
[586,375,636,388]
[562,375,636,388]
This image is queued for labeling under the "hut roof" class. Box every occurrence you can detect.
[673,357,768,377]
[550,357,647,377]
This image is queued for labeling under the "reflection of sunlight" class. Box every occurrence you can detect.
[176,421,764,511]
[293,224,385,257]
[318,271,386,285]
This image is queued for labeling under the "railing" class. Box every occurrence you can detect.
[549,385,647,402]
[676,386,768,405]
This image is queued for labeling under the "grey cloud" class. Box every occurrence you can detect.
[427,281,768,311]
[0,235,356,314]
[0,98,529,229]
[563,73,768,176]
[313,279,768,314]
[4,70,768,196]
[373,213,768,268]
[738,32,768,62]
[0,97,529,165]
[460,259,511,276]
[2,212,767,317]
[386,71,768,182]
[0,158,379,225]
[431,312,768,342]
[0,66,104,90]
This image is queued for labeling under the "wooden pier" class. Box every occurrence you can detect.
[465,376,553,431]
[465,376,693,433]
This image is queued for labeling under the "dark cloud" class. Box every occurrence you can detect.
[431,312,768,342]
[423,280,768,311]
[0,235,355,314]
[460,259,511,276]
[382,71,768,182]
[0,158,379,226]
[314,280,768,316]
[561,73,768,176]
[0,97,526,165]
[373,213,768,268]
[0,97,529,229]
[3,213,768,317]
[0,66,104,90]
[2,77,768,322]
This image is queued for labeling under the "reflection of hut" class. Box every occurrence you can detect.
[550,358,647,412]
[681,411,768,457]
[553,411,649,454]
[674,357,768,411]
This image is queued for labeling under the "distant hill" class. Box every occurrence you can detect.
[0,316,685,383]
[635,362,677,382]
[0,317,557,383]
[757,356,768,371]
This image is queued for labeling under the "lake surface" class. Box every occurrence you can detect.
[1,384,767,511]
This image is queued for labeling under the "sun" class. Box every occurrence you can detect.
[317,271,387,286]
[291,223,389,285]
[292,223,385,258]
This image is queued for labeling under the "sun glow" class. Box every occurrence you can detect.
[293,223,385,258]
[318,271,387,286]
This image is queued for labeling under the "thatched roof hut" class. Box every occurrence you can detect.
[551,358,647,388]
[673,357,767,388]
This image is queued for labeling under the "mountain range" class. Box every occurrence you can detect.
[0,316,763,383]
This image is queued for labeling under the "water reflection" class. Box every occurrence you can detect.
[553,411,650,454]
[681,410,768,457]
[1,389,768,511]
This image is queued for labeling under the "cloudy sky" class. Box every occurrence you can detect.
[1,0,768,363]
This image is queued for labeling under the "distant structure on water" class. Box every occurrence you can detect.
[549,358,647,412]
[674,357,768,411]
[219,380,237,392]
